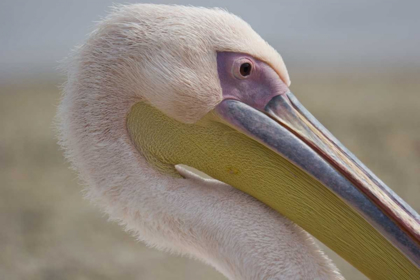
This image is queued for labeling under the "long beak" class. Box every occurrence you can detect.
[127,92,420,279]
[215,93,420,272]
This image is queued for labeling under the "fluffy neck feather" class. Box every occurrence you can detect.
[58,4,342,279]
[58,66,342,280]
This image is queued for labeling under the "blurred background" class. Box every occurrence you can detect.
[1,0,419,279]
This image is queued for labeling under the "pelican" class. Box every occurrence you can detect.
[57,4,420,279]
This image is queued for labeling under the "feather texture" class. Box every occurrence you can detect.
[57,4,342,279]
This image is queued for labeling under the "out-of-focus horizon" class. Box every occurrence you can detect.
[1,0,420,84]
[1,1,419,280]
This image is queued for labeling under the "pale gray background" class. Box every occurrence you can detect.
[1,0,420,83]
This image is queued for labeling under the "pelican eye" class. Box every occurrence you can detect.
[240,63,252,77]
[232,58,254,79]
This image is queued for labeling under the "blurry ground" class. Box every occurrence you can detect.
[0,72,419,280]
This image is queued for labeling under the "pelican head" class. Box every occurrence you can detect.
[58,4,420,279]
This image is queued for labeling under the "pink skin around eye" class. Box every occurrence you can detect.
[216,52,290,112]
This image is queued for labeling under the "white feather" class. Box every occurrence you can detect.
[57,4,342,279]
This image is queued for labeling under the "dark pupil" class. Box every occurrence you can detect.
[240,63,251,76]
